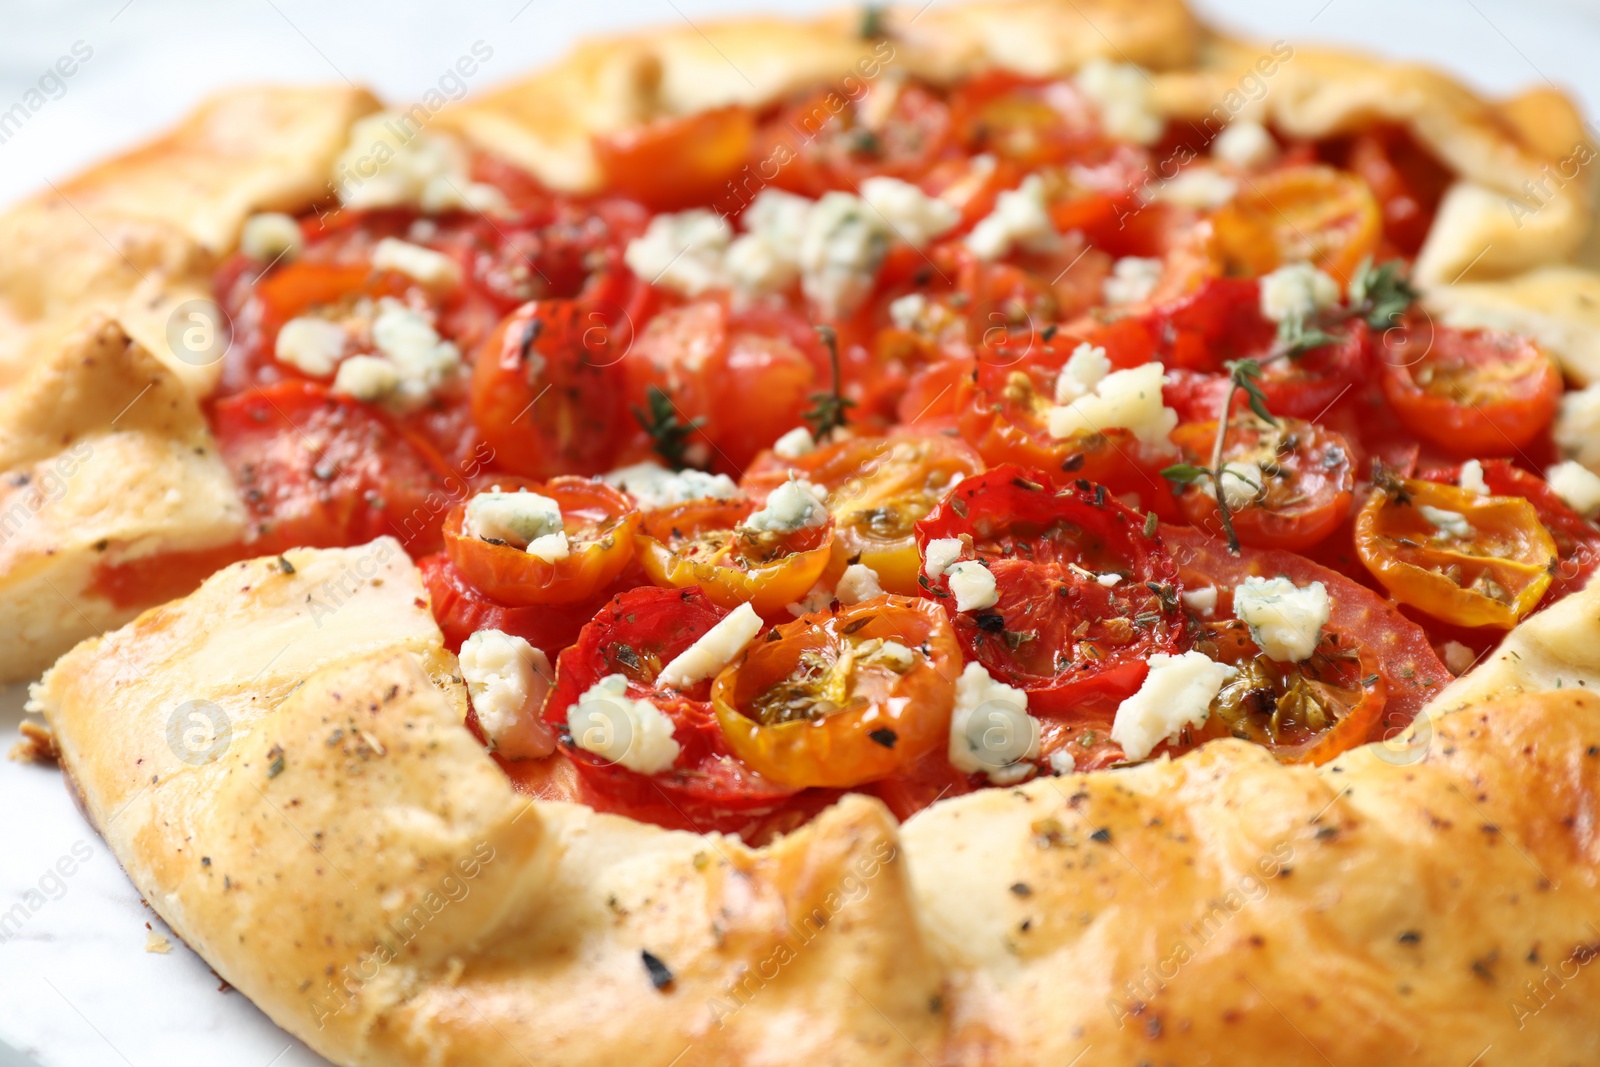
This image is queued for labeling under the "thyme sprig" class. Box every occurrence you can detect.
[804,324,856,442]
[1161,359,1277,554]
[632,385,705,469]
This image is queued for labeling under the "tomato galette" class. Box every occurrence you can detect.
[17,1,1600,1064]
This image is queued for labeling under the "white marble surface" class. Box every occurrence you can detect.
[1,1,1598,1065]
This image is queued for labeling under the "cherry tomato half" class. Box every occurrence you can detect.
[442,477,640,606]
[593,105,755,212]
[1354,475,1558,630]
[634,498,834,615]
[916,466,1187,713]
[543,586,803,834]
[212,380,455,555]
[1170,416,1356,550]
[1196,619,1384,765]
[1379,326,1561,458]
[711,596,962,788]
[742,430,986,595]
[470,300,629,480]
[1212,164,1381,282]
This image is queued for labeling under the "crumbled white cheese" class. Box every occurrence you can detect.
[724,233,798,295]
[743,478,829,534]
[1441,640,1477,676]
[1110,650,1237,761]
[836,563,885,605]
[369,298,462,405]
[1049,750,1077,775]
[526,531,571,563]
[331,355,402,401]
[1053,343,1111,404]
[948,661,1039,784]
[924,537,965,580]
[889,292,928,331]
[568,674,681,774]
[624,209,733,297]
[1419,505,1472,539]
[743,188,815,249]
[966,174,1060,261]
[371,237,461,291]
[1068,562,1121,587]
[332,112,503,214]
[772,426,816,459]
[1046,362,1178,454]
[785,581,837,618]
[1259,263,1341,323]
[860,176,960,249]
[602,462,742,510]
[1548,460,1600,517]
[1554,384,1600,471]
[946,560,999,612]
[1156,166,1238,210]
[800,192,890,318]
[1075,59,1164,145]
[1211,120,1277,170]
[1181,585,1218,616]
[458,629,556,760]
[239,212,303,262]
[1232,576,1330,663]
[275,316,346,377]
[465,490,563,547]
[1458,459,1490,496]
[1103,256,1164,306]
[657,602,763,689]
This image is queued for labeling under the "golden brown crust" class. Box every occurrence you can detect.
[0,315,244,683]
[34,542,1600,1066]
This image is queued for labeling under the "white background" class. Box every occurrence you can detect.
[1,2,1598,1065]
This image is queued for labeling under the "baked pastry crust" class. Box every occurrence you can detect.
[13,3,1600,1062]
[33,539,1600,1066]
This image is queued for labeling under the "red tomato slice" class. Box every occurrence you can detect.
[593,105,756,212]
[542,586,808,834]
[1379,325,1561,457]
[469,299,629,480]
[916,466,1188,714]
[212,380,457,555]
[749,82,952,197]
[416,552,641,656]
[1163,525,1451,741]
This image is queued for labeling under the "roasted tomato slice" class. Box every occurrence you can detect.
[1379,326,1561,457]
[947,71,1106,167]
[593,105,755,212]
[711,596,962,788]
[442,478,640,606]
[751,81,952,197]
[212,380,455,555]
[1163,525,1450,742]
[1169,416,1356,550]
[1212,164,1381,282]
[633,498,834,615]
[416,552,641,656]
[1354,475,1558,630]
[916,466,1187,713]
[742,430,986,595]
[1195,620,1384,765]
[1342,126,1451,257]
[1421,459,1600,606]
[541,587,802,834]
[469,300,628,480]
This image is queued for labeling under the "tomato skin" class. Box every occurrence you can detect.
[1420,459,1600,606]
[469,300,629,480]
[633,499,835,616]
[1212,164,1382,283]
[442,477,640,606]
[749,81,952,197]
[1170,417,1356,551]
[711,596,962,789]
[1379,326,1561,457]
[741,430,986,595]
[916,466,1188,714]
[542,587,805,834]
[948,71,1106,167]
[1355,476,1557,630]
[1194,620,1385,766]
[594,106,756,212]
[1163,525,1451,739]
[212,380,456,555]
[1343,126,1451,256]
[416,552,638,656]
